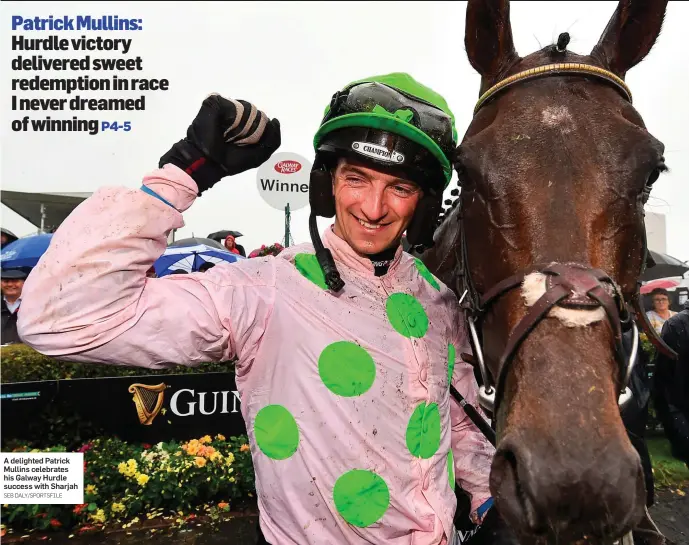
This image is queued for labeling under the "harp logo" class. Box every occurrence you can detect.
[128,383,168,425]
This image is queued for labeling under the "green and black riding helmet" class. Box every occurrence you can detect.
[307,72,458,291]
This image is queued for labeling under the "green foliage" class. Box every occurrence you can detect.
[648,437,689,489]
[639,333,658,361]
[0,344,234,383]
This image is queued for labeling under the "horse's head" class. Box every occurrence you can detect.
[454,0,669,541]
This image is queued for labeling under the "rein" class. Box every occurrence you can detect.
[455,62,677,417]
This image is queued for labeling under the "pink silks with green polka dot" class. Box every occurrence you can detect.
[24,169,496,545]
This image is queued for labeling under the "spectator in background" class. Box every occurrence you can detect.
[198,262,216,272]
[223,235,241,255]
[653,299,689,468]
[646,288,677,335]
[1,267,29,344]
[1,228,18,250]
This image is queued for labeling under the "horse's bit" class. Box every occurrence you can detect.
[456,63,677,415]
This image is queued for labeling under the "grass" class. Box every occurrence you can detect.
[648,436,689,490]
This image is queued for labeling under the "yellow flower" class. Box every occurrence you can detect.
[184,441,200,456]
[118,462,136,477]
[229,477,235,483]
[210,452,222,463]
[194,457,207,468]
[226,453,235,464]
[199,435,212,444]
[216,434,226,441]
[136,473,150,486]
[111,503,125,513]
[239,444,250,452]
[85,484,97,495]
[91,509,106,523]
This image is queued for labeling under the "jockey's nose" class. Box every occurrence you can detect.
[359,185,388,223]
[490,430,646,541]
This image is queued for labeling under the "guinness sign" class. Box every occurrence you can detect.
[169,389,241,417]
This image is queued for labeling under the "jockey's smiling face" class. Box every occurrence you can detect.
[332,158,422,257]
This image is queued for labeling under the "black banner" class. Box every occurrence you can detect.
[1,373,248,444]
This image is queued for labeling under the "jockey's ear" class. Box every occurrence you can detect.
[591,0,668,79]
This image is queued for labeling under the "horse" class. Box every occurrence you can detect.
[419,0,674,543]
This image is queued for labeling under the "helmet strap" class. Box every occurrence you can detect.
[309,212,345,292]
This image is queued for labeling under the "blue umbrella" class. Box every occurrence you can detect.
[154,243,244,277]
[0,234,53,269]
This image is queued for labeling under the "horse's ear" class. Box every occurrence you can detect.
[592,0,668,78]
[465,0,518,82]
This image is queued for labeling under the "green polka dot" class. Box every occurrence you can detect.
[385,293,429,338]
[333,470,390,527]
[448,450,455,490]
[319,341,376,397]
[414,258,440,291]
[448,343,456,385]
[254,405,299,460]
[406,402,441,459]
[294,253,328,290]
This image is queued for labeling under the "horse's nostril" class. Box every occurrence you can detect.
[492,434,646,542]
[492,445,545,535]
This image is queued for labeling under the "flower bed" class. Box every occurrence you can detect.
[1,435,255,536]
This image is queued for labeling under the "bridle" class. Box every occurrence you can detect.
[455,63,678,416]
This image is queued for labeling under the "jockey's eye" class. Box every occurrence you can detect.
[391,184,416,197]
[344,176,366,185]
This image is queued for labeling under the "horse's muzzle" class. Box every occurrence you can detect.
[490,428,646,542]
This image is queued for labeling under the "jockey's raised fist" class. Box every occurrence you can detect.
[159,94,281,195]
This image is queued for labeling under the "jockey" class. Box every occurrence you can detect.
[18,73,495,545]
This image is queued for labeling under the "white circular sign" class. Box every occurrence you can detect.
[256,152,312,211]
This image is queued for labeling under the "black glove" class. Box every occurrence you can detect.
[159,94,281,194]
